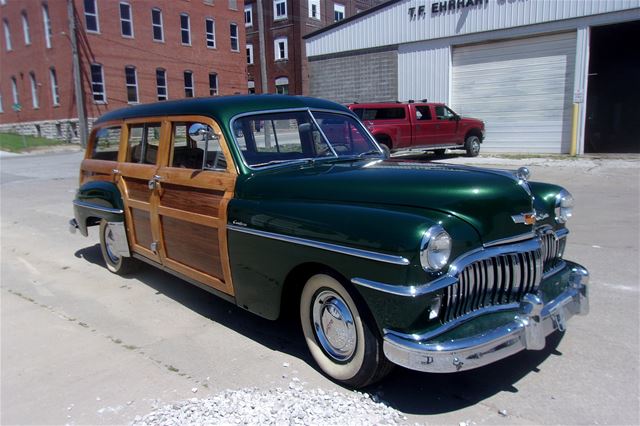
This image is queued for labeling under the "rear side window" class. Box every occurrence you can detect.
[91,126,121,161]
[352,107,406,120]
[126,123,161,165]
[415,106,432,120]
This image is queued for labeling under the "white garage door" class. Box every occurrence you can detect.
[451,32,576,153]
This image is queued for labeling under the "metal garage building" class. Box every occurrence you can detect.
[305,0,640,154]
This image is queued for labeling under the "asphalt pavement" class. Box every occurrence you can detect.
[1,150,638,425]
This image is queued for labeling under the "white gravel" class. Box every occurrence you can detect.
[131,385,405,426]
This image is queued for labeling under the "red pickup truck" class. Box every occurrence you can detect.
[348,102,485,157]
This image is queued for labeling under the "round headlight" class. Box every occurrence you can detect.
[555,190,574,223]
[420,225,452,272]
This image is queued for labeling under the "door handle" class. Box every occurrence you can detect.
[148,175,161,190]
[112,168,120,175]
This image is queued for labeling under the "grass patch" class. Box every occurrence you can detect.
[0,133,66,153]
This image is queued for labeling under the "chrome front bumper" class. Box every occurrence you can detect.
[383,266,589,373]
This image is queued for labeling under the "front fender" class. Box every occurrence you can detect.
[73,181,124,236]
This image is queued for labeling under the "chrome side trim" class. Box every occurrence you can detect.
[483,232,536,248]
[73,199,124,215]
[351,277,436,297]
[227,225,410,266]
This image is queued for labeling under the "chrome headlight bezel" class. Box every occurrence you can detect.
[420,225,452,272]
[555,190,574,223]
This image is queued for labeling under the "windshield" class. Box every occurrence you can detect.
[232,110,381,168]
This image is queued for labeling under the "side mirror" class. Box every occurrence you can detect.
[188,123,213,143]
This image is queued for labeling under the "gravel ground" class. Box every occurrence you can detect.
[131,384,405,426]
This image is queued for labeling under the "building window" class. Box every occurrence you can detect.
[274,37,288,61]
[308,0,320,20]
[275,76,289,95]
[50,67,60,106]
[90,64,106,102]
[246,44,253,64]
[180,13,190,45]
[21,12,31,45]
[0,92,4,113]
[274,0,287,20]
[29,72,39,109]
[334,3,345,22]
[228,0,238,10]
[205,18,215,48]
[84,0,99,33]
[11,77,19,105]
[229,23,238,51]
[244,5,252,27]
[125,66,138,103]
[209,73,218,96]
[156,68,168,101]
[248,80,255,94]
[119,2,134,37]
[42,4,52,48]
[151,8,163,42]
[3,19,12,51]
[184,71,194,97]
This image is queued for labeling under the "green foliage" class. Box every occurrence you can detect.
[0,133,66,153]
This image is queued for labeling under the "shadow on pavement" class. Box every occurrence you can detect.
[75,244,565,415]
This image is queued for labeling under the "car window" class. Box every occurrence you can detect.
[354,107,405,120]
[91,126,121,161]
[313,112,374,155]
[435,106,455,120]
[126,123,161,165]
[415,106,432,120]
[171,122,227,171]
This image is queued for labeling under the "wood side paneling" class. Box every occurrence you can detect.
[161,216,224,279]
[127,179,151,202]
[132,209,153,250]
[160,183,224,217]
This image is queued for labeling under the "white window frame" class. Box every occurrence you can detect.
[244,5,252,27]
[274,37,288,61]
[180,13,191,46]
[0,92,4,113]
[308,0,320,20]
[90,63,106,103]
[334,3,345,22]
[49,67,60,106]
[156,68,167,101]
[184,71,194,97]
[29,72,39,109]
[275,76,289,95]
[246,43,253,65]
[3,19,12,51]
[42,3,52,48]
[151,8,164,42]
[125,66,138,103]
[273,0,287,20]
[22,11,31,45]
[11,77,19,105]
[205,17,215,48]
[229,22,239,52]
[209,73,218,96]
[84,0,100,33]
[119,2,134,38]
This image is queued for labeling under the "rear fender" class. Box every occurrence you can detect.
[73,181,124,236]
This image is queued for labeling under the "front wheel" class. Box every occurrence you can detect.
[299,274,393,388]
[465,135,481,157]
[99,219,138,275]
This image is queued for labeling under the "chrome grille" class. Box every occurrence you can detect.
[441,249,543,323]
[540,231,566,274]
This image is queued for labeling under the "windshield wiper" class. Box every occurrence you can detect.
[358,150,383,158]
[251,158,317,168]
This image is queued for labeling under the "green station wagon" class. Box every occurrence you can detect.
[70,95,589,388]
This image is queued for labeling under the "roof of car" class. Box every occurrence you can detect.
[94,95,351,125]
[348,102,445,108]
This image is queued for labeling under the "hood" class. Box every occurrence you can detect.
[237,159,535,244]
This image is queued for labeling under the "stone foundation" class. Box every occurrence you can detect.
[0,118,96,144]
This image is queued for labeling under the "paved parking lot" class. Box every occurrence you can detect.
[1,150,638,425]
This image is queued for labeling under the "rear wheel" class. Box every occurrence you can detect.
[465,135,481,157]
[99,219,138,275]
[300,273,393,388]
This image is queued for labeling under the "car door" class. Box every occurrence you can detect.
[434,105,459,144]
[412,105,439,147]
[152,116,237,296]
[115,119,166,263]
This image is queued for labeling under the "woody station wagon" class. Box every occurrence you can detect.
[70,95,589,388]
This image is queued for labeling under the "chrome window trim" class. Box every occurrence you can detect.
[73,200,124,215]
[227,224,410,266]
[228,107,381,172]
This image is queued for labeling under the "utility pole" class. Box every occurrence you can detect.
[67,0,88,147]
[256,0,268,94]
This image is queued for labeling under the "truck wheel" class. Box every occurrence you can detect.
[300,274,393,388]
[99,219,138,275]
[465,135,481,157]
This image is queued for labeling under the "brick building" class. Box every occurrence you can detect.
[244,0,384,96]
[0,0,246,141]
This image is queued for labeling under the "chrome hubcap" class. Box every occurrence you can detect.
[469,137,480,154]
[104,225,120,263]
[312,290,357,361]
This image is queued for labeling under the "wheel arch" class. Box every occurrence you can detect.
[73,180,125,236]
[465,127,483,142]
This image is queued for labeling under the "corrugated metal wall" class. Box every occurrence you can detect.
[398,40,450,103]
[451,32,576,153]
[307,0,640,56]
